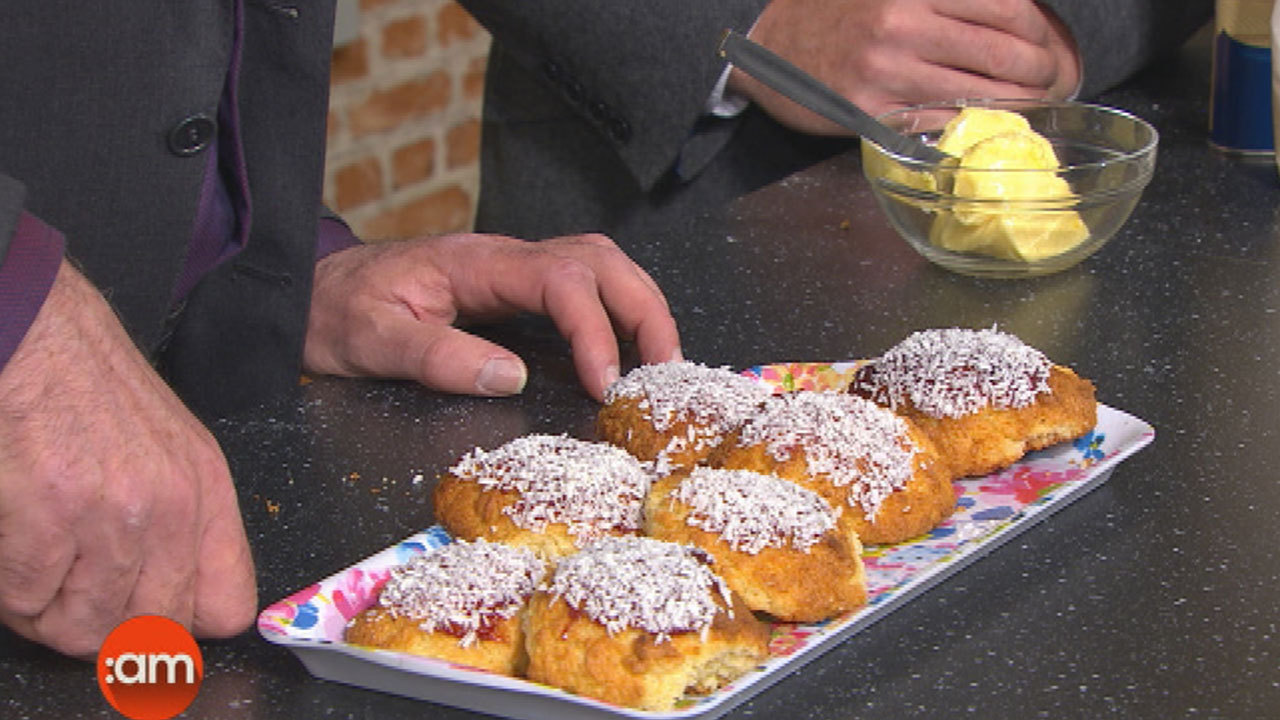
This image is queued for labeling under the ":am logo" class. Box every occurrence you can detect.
[96,616,204,720]
[102,651,199,686]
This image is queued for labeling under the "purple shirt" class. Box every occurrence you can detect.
[0,213,65,369]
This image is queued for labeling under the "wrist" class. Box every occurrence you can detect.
[0,260,135,409]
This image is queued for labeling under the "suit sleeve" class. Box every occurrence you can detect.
[457,1,771,191]
[1040,0,1214,99]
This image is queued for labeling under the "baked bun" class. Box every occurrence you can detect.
[710,390,955,545]
[598,361,772,471]
[524,536,769,711]
[434,434,653,559]
[850,327,1097,477]
[345,539,547,675]
[645,466,866,622]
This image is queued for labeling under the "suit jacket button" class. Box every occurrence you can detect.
[168,114,216,156]
[563,78,585,104]
[608,116,632,143]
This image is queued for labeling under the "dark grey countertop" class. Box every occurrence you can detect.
[5,28,1279,720]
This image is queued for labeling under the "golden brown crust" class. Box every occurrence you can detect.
[644,472,867,622]
[433,472,594,559]
[596,361,772,471]
[893,365,1097,478]
[433,434,651,560]
[522,591,769,711]
[597,395,722,468]
[345,607,528,676]
[849,328,1098,478]
[710,421,956,545]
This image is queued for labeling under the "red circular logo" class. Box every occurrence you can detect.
[96,615,203,720]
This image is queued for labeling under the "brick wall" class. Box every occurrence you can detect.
[324,0,490,242]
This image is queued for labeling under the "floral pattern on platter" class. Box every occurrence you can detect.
[258,525,450,642]
[755,362,863,394]
[258,363,1154,719]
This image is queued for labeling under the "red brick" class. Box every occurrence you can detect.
[382,15,428,60]
[437,2,481,45]
[362,186,473,239]
[329,38,369,84]
[332,156,384,212]
[348,73,451,137]
[326,109,341,144]
[445,118,480,170]
[463,55,488,101]
[392,137,437,189]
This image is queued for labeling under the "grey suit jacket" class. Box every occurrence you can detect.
[460,1,1213,246]
[0,1,337,420]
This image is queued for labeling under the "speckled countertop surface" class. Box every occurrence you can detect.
[4,28,1278,720]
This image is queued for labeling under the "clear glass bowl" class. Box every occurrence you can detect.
[861,99,1158,278]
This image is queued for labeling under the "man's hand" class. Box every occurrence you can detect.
[0,261,257,657]
[732,0,1081,135]
[303,232,682,402]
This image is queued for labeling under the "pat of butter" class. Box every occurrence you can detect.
[931,108,1087,262]
[935,107,1038,157]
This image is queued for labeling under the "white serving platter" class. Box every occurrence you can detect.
[259,362,1154,720]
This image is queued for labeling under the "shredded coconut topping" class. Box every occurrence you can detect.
[375,539,546,647]
[547,536,733,643]
[449,434,653,542]
[672,467,838,555]
[855,327,1052,419]
[735,391,918,517]
[604,361,771,463]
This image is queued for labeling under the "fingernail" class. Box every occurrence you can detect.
[601,364,621,392]
[669,346,685,363]
[477,357,527,395]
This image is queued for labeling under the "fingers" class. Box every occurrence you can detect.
[0,425,149,658]
[189,468,258,638]
[434,233,680,400]
[879,0,1062,94]
[904,5,1080,102]
[132,427,255,640]
[919,25,1058,93]
[597,265,683,366]
[483,234,681,399]
[0,468,165,657]
[31,531,143,658]
[535,255,631,398]
[0,501,74,621]
[0,452,255,656]
[744,0,1077,130]
[430,242,627,399]
[307,233,681,402]
[0,261,257,657]
[870,55,1053,109]
[413,321,531,396]
[538,234,682,363]
[935,0,1050,45]
[0,509,94,656]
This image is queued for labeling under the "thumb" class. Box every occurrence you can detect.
[414,324,528,396]
[191,479,258,638]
